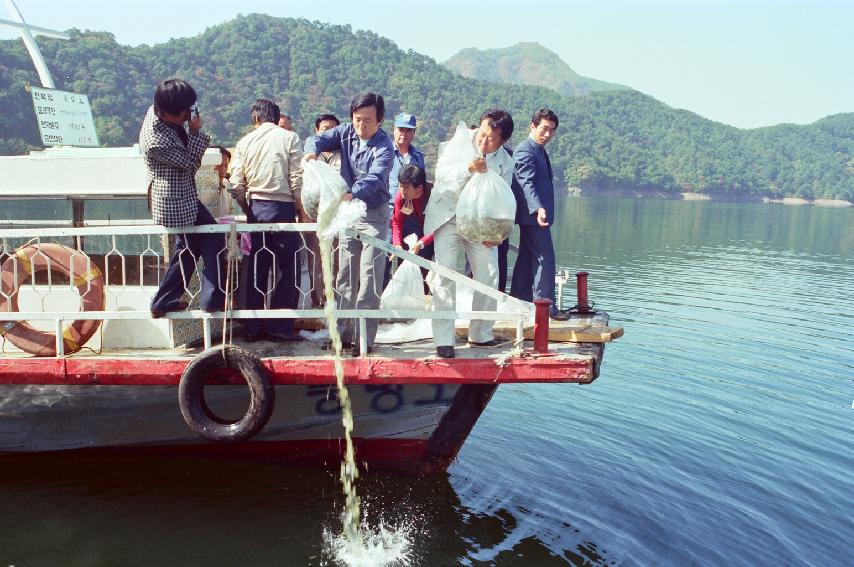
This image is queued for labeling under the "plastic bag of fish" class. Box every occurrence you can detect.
[455,170,516,243]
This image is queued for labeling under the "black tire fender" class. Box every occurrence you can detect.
[178,346,275,443]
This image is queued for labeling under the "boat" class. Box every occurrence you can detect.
[0,172,621,473]
[0,152,621,473]
[0,6,622,473]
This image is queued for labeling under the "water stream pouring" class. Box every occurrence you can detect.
[316,205,411,564]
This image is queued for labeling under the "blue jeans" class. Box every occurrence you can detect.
[244,200,300,336]
[151,203,226,312]
[510,224,557,313]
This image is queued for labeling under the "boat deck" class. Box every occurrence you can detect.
[0,316,620,386]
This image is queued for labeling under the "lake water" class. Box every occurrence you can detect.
[0,197,851,566]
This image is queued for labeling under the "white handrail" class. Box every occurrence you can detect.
[0,222,533,355]
[0,222,317,239]
[350,229,532,314]
[0,309,519,321]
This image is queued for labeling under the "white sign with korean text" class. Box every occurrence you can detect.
[30,86,99,147]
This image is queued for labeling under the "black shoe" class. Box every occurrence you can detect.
[467,338,502,347]
[150,301,189,319]
[351,344,373,357]
[436,346,455,359]
[268,331,305,342]
[322,341,352,351]
[243,332,266,343]
[550,312,570,321]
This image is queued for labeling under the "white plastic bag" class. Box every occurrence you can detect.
[301,159,339,220]
[435,122,478,187]
[381,235,428,311]
[380,260,427,311]
[456,170,516,243]
[424,122,479,234]
[302,160,366,239]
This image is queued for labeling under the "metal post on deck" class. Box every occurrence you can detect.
[575,271,592,314]
[533,299,551,353]
[203,317,212,350]
[54,318,64,356]
[358,317,367,357]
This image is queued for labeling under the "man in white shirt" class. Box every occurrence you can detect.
[230,98,303,342]
[424,109,515,358]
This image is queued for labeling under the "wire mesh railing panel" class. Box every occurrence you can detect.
[0,222,534,355]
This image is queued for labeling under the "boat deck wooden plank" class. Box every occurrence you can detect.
[462,322,623,343]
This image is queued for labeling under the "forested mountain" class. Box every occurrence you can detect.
[444,43,629,97]
[1,14,852,200]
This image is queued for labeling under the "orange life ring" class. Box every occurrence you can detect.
[0,243,105,356]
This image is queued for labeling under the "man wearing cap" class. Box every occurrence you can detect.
[387,113,426,213]
[383,112,427,287]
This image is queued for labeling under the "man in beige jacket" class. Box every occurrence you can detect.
[230,98,303,341]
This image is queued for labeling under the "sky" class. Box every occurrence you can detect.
[2,0,852,129]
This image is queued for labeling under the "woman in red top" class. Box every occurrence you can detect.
[392,164,434,257]
[392,165,434,291]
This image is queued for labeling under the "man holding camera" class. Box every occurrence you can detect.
[140,78,225,318]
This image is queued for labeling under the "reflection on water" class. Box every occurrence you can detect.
[0,454,608,566]
[459,197,853,566]
[0,197,851,565]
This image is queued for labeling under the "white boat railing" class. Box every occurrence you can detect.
[0,222,533,356]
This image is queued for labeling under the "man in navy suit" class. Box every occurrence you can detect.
[509,108,567,319]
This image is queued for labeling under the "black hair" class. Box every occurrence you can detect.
[532,108,559,128]
[153,78,197,117]
[251,99,280,125]
[216,145,231,160]
[315,113,341,130]
[479,108,514,141]
[350,92,385,121]
[398,164,427,189]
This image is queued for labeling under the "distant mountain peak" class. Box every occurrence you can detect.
[443,42,630,97]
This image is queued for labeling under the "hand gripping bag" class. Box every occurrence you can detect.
[435,122,478,187]
[380,261,428,311]
[456,170,517,243]
[424,122,479,235]
[380,235,428,311]
[302,160,366,239]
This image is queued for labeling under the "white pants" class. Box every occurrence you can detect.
[431,220,498,346]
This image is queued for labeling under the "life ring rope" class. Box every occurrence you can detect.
[14,248,32,275]
[72,266,103,288]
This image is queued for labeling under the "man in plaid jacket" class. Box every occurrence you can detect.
[140,79,225,317]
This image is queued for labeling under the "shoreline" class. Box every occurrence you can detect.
[566,187,853,207]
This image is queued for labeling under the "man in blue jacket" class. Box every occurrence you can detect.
[509,108,567,320]
[303,92,394,355]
